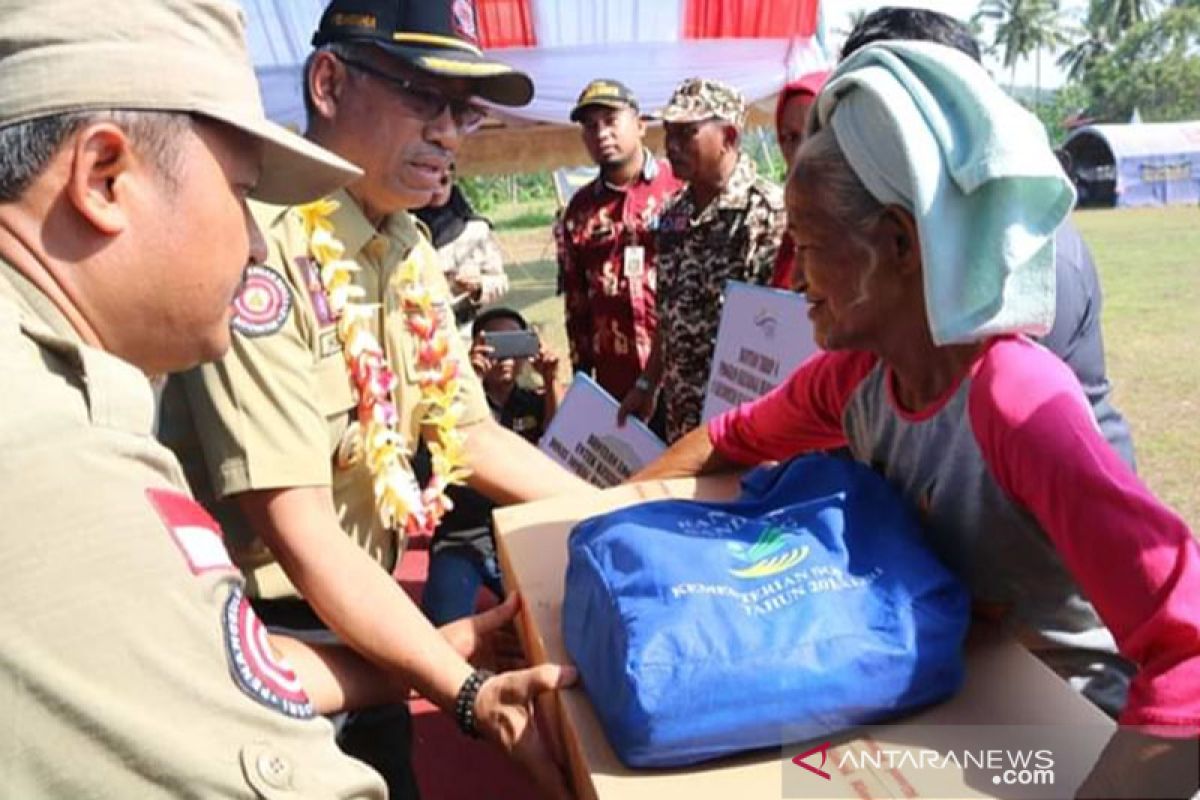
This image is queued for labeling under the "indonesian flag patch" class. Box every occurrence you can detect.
[146,488,237,576]
[223,585,315,719]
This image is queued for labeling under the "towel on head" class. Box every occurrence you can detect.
[809,41,1075,345]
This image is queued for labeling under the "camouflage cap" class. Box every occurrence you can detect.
[659,77,745,127]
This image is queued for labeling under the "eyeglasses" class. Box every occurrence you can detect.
[336,55,488,134]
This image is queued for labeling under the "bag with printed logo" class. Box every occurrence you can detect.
[562,454,970,768]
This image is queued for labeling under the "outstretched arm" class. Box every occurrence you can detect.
[239,487,579,799]
[460,417,594,504]
[628,424,739,482]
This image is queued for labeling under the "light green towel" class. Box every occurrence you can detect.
[810,41,1075,345]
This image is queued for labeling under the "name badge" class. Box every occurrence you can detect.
[624,246,646,280]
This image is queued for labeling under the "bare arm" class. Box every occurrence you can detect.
[268,635,410,716]
[239,488,579,799]
[238,487,472,709]
[460,417,594,504]
[628,424,740,482]
[532,342,565,427]
[542,382,564,427]
[269,592,537,715]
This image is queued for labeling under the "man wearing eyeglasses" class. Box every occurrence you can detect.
[160,2,589,798]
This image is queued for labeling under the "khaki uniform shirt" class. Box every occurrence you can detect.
[161,190,488,599]
[0,264,384,798]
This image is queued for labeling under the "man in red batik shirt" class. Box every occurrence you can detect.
[557,79,683,434]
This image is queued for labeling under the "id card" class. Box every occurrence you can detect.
[623,246,645,279]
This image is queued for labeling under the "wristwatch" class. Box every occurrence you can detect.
[634,374,656,393]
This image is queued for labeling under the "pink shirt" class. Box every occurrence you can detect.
[710,337,1200,731]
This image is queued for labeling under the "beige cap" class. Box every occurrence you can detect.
[0,0,361,205]
[659,77,746,128]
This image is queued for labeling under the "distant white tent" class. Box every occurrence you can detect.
[1064,121,1200,207]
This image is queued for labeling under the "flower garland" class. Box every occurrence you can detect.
[298,198,471,537]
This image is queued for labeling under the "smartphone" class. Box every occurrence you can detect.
[483,329,540,360]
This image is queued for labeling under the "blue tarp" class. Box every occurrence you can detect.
[1064,121,1200,208]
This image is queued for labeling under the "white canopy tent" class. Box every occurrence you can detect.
[237,0,827,173]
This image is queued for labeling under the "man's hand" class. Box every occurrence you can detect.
[532,343,561,386]
[475,663,579,800]
[617,385,656,427]
[478,272,509,305]
[469,340,495,378]
[441,592,578,798]
[441,592,527,672]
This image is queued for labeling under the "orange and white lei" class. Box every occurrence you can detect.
[298,198,471,537]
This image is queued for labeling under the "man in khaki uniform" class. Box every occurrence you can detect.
[0,0,576,795]
[160,1,590,797]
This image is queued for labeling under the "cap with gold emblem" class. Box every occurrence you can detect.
[312,0,534,107]
[659,77,746,128]
[0,0,361,205]
[569,78,639,123]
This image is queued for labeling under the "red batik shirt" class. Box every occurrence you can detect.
[557,152,683,399]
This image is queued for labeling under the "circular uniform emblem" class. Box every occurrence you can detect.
[232,265,292,337]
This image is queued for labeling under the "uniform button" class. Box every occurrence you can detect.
[367,235,389,260]
[256,750,294,791]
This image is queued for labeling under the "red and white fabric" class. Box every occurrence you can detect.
[475,0,825,124]
[242,0,826,131]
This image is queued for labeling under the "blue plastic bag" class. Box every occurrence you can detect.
[562,455,970,768]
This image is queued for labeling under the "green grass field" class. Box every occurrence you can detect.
[1074,207,1200,531]
[495,205,1200,531]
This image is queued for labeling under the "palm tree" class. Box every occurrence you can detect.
[1057,23,1111,80]
[1091,0,1158,39]
[846,10,869,32]
[974,0,1070,101]
[834,9,870,42]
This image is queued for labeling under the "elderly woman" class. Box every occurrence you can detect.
[634,41,1198,796]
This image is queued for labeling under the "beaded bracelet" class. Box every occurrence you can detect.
[454,668,495,738]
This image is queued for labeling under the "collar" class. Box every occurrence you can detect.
[677,153,758,223]
[595,148,660,196]
[323,189,422,261]
[0,258,82,345]
[715,153,759,211]
[0,258,155,433]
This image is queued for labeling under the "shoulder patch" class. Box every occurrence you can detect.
[232,265,293,337]
[222,585,315,720]
[146,488,237,576]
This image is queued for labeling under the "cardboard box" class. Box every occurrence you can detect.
[494,477,1115,800]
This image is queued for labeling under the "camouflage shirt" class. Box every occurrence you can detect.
[655,154,785,443]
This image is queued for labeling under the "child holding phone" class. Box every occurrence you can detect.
[421,308,565,624]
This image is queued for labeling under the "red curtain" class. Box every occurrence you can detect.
[475,0,537,49]
[684,0,819,39]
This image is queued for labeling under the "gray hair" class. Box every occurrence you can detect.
[302,41,370,126]
[790,126,887,235]
[0,110,191,202]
